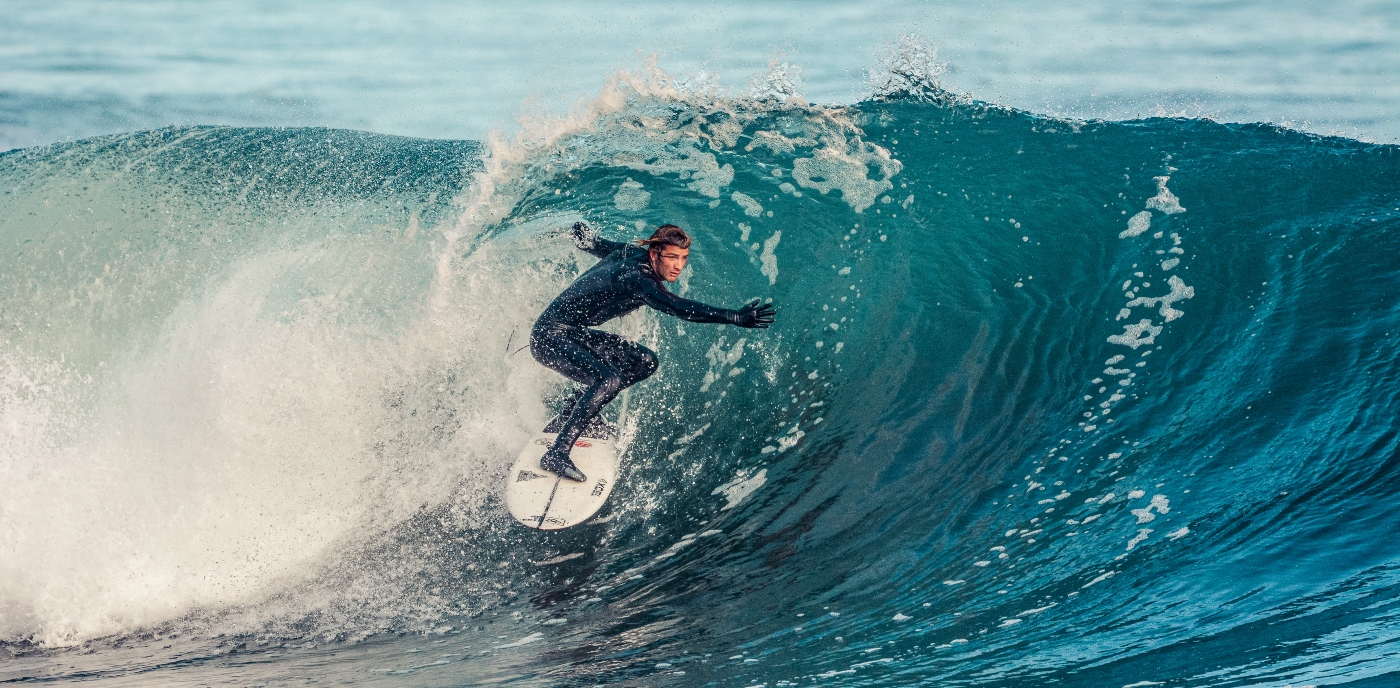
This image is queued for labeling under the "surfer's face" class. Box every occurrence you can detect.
[650,246,689,282]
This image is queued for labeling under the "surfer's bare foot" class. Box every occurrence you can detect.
[540,449,587,482]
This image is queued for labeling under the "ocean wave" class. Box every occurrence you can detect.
[2,64,1399,686]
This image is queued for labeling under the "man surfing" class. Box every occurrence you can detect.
[530,222,775,482]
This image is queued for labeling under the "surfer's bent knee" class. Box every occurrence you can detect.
[599,373,624,396]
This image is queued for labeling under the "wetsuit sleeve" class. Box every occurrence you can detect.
[572,222,630,259]
[629,273,738,325]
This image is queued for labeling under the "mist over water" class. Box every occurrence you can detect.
[3,4,1400,687]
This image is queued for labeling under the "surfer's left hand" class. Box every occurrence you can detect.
[734,299,775,328]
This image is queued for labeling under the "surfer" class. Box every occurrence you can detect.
[531,222,775,482]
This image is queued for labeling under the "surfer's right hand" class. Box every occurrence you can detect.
[733,299,776,328]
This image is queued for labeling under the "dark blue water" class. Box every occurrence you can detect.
[2,79,1399,686]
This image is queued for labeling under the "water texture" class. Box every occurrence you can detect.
[1,55,1398,686]
[4,0,1400,151]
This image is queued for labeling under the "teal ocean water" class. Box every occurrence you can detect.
[3,0,1399,150]
[3,3,1400,686]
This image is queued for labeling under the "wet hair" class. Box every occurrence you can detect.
[637,224,691,251]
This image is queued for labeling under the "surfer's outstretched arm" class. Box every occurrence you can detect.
[631,275,775,328]
[571,221,628,258]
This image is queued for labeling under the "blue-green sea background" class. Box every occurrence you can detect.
[2,2,1400,686]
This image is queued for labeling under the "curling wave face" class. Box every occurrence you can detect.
[2,74,1400,686]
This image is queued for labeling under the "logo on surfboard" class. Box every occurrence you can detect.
[531,438,594,447]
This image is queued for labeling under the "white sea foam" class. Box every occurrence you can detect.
[1126,529,1154,550]
[760,231,783,284]
[792,145,902,213]
[1017,603,1057,616]
[1125,275,1195,322]
[777,428,806,452]
[1146,176,1186,214]
[533,553,586,566]
[1129,495,1172,524]
[0,226,559,644]
[732,191,764,217]
[495,632,544,649]
[1108,319,1163,349]
[677,423,712,445]
[713,469,768,510]
[1120,211,1153,238]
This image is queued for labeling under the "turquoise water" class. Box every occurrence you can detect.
[3,3,1400,687]
[3,1,1399,150]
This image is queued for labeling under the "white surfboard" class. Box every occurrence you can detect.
[506,427,618,530]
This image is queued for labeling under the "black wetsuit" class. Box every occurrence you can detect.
[531,224,767,480]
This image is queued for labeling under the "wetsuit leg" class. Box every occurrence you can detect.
[530,324,657,480]
[578,328,658,390]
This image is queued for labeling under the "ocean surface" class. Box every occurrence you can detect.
[3,2,1400,687]
[4,0,1400,151]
